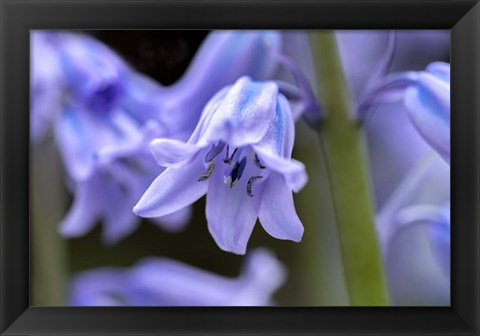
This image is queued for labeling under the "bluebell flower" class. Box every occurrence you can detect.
[69,249,286,306]
[134,77,307,254]
[358,62,450,164]
[30,31,192,243]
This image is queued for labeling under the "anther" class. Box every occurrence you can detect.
[247,176,263,197]
[223,145,230,164]
[224,147,239,166]
[205,142,225,163]
[252,153,266,169]
[227,156,247,188]
[198,160,216,182]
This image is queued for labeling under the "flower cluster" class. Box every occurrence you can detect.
[32,30,321,305]
[31,30,451,306]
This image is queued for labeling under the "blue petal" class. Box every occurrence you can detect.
[125,257,240,305]
[428,205,450,276]
[133,153,208,218]
[237,248,287,305]
[177,31,281,92]
[149,138,203,167]
[405,72,450,163]
[268,36,323,123]
[252,95,307,192]
[205,163,260,255]
[426,61,450,83]
[56,32,128,112]
[30,31,63,142]
[258,173,304,242]
[68,268,127,306]
[124,249,285,306]
[197,77,279,149]
[59,178,99,238]
[356,71,419,117]
[100,167,141,245]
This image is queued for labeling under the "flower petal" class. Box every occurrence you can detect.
[125,257,239,306]
[268,41,323,123]
[254,149,307,193]
[176,31,282,92]
[426,61,450,83]
[101,177,140,245]
[149,138,202,167]
[30,31,63,142]
[57,32,128,111]
[197,77,278,149]
[206,165,259,255]
[356,71,419,117]
[405,72,450,163]
[235,248,287,305]
[55,107,97,180]
[68,268,127,306]
[258,173,304,242]
[133,153,207,218]
[59,179,99,237]
[250,94,307,192]
[428,205,450,276]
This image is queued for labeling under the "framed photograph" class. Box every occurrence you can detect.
[1,0,478,335]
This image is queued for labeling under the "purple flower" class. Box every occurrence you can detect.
[134,77,307,254]
[358,62,450,164]
[30,31,192,243]
[59,121,191,243]
[69,249,286,306]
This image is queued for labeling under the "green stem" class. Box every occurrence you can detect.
[293,121,349,305]
[31,139,67,305]
[310,31,390,305]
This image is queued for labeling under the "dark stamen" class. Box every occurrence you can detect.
[247,176,263,197]
[225,148,238,166]
[198,160,215,182]
[223,145,230,164]
[252,153,266,169]
[228,157,247,188]
[205,142,225,163]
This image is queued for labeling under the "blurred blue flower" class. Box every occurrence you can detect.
[394,203,450,277]
[69,248,286,306]
[31,31,192,243]
[358,62,450,164]
[134,77,307,254]
[152,30,283,138]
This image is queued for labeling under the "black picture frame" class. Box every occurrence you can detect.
[0,0,478,335]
